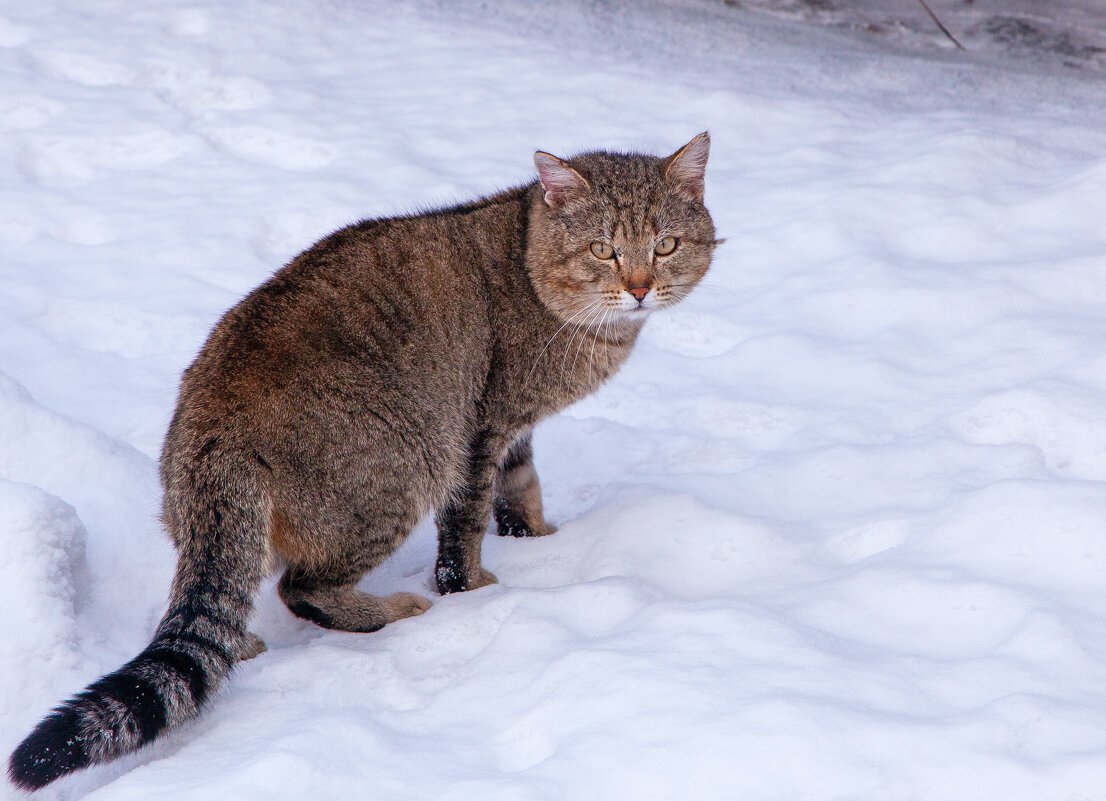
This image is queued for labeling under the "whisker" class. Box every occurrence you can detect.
[664,280,736,295]
[557,313,589,383]
[587,308,612,385]
[557,301,604,385]
[562,302,607,388]
[526,300,601,383]
[562,305,598,378]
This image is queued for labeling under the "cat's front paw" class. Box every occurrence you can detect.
[436,562,499,594]
[473,567,499,589]
[493,499,558,538]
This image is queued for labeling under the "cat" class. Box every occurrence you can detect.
[9,132,717,791]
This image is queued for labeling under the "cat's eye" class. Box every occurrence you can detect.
[590,241,616,260]
[654,236,678,257]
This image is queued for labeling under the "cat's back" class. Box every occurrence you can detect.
[167,190,529,458]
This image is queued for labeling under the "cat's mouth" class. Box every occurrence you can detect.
[612,303,657,322]
[617,293,660,315]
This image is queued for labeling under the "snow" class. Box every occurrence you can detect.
[3,0,1106,798]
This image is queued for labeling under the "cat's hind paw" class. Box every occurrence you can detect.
[383,592,432,622]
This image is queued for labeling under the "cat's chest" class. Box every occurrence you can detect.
[490,321,639,425]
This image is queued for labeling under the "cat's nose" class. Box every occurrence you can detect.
[627,285,650,302]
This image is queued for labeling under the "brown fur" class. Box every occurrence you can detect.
[9,133,716,791]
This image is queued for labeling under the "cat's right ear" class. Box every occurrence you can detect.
[534,152,590,210]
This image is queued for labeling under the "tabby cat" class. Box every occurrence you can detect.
[9,133,717,790]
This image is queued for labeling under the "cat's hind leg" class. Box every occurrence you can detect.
[270,503,431,632]
[493,432,557,538]
[278,566,430,632]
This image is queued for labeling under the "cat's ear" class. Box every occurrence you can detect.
[664,131,710,203]
[534,151,590,210]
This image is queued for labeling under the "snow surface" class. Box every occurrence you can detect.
[3,0,1106,798]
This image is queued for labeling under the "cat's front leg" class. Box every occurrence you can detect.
[435,432,503,594]
[493,432,557,538]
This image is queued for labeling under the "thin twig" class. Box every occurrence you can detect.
[917,0,965,50]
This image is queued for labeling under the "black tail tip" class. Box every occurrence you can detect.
[8,707,89,792]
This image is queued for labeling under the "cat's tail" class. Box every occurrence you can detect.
[8,464,270,792]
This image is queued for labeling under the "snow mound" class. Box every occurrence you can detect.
[0,481,85,720]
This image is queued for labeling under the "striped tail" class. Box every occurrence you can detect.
[8,475,268,791]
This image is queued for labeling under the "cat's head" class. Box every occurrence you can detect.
[526,132,717,326]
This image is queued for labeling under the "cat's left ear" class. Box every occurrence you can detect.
[534,151,590,210]
[664,131,710,203]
